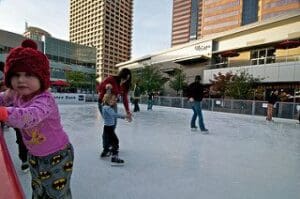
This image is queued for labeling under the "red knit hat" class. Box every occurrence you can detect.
[4,39,50,91]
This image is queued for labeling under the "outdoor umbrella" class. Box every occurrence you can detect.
[276,40,300,61]
[219,50,240,67]
[220,50,240,58]
[51,80,70,87]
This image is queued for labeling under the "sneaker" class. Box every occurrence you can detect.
[21,162,30,172]
[100,150,111,158]
[111,155,124,166]
[201,129,209,134]
[191,127,197,131]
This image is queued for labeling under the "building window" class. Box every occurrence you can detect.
[250,48,275,65]
[242,0,258,25]
[189,0,199,40]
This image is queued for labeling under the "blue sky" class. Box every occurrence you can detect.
[0,0,172,58]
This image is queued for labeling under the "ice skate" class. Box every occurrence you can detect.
[111,155,124,166]
[100,150,111,158]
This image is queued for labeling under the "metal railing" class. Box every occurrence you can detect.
[139,96,300,120]
[0,126,25,199]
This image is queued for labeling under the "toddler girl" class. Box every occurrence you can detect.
[0,39,74,198]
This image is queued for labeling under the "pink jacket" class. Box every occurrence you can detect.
[0,91,70,157]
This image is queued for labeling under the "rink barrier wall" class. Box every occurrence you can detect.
[0,127,25,199]
[139,96,300,120]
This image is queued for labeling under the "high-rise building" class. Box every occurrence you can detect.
[172,0,300,46]
[69,0,133,80]
[171,0,203,46]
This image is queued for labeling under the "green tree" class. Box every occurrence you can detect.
[225,71,261,99]
[209,71,235,98]
[138,64,166,93]
[210,71,262,99]
[169,69,188,95]
[66,71,96,91]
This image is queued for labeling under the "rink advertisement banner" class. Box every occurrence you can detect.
[52,93,86,104]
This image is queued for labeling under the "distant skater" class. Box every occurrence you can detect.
[266,90,279,121]
[187,75,208,133]
[100,93,130,165]
[133,82,141,112]
[147,92,154,110]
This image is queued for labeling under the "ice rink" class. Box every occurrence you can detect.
[4,103,300,199]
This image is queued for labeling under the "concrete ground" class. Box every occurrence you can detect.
[4,103,300,199]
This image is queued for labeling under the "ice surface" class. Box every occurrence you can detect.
[4,103,300,199]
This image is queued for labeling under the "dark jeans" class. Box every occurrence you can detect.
[15,129,28,163]
[102,125,119,155]
[133,99,140,112]
[190,101,206,130]
[147,99,153,110]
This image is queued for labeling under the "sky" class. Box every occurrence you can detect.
[0,0,172,59]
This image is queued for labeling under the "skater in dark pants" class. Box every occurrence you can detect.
[133,82,141,112]
[15,128,29,172]
[100,93,131,165]
[147,92,154,110]
[187,75,208,133]
[266,90,279,121]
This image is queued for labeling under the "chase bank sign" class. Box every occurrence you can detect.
[193,41,212,56]
[194,43,211,52]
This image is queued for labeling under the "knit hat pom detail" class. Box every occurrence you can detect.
[21,39,37,50]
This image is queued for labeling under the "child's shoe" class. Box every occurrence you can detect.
[111,155,124,166]
[100,150,111,158]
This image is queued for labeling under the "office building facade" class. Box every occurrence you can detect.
[69,0,133,80]
[118,8,300,97]
[0,29,96,92]
[172,0,300,46]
